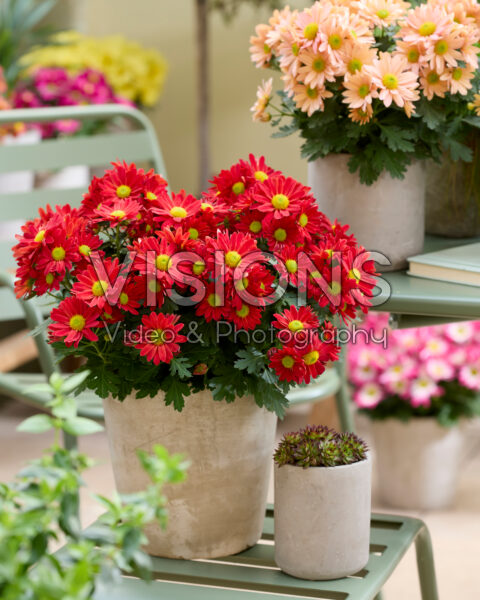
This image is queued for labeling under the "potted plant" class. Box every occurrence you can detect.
[274,425,371,580]
[13,156,377,558]
[348,312,480,510]
[249,0,480,270]
[1,371,187,598]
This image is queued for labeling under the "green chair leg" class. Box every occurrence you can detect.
[415,526,439,600]
[62,431,78,452]
[334,344,355,432]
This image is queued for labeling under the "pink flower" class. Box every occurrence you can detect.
[459,365,480,391]
[424,358,454,382]
[445,322,474,344]
[354,382,384,408]
[409,376,442,407]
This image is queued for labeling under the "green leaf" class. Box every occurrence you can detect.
[253,380,289,419]
[442,138,473,162]
[417,99,446,130]
[234,348,265,374]
[17,414,53,434]
[162,377,191,411]
[380,125,416,153]
[61,371,90,395]
[169,357,193,379]
[63,417,104,436]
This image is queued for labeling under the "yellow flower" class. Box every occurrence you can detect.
[21,32,168,107]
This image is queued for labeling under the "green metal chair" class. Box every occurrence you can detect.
[0,105,347,449]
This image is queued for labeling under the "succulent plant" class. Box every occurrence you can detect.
[274,425,368,469]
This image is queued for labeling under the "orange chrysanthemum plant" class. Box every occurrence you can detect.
[250,0,480,183]
[0,67,24,140]
[13,158,378,416]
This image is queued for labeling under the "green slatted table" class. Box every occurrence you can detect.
[92,507,438,600]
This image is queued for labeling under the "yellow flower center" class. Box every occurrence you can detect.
[427,71,440,84]
[170,206,187,219]
[236,277,249,292]
[419,21,436,36]
[282,355,295,369]
[306,86,319,99]
[189,227,199,240]
[274,228,287,242]
[288,319,304,332]
[328,34,342,50]
[92,280,108,297]
[299,213,308,227]
[382,73,398,90]
[69,314,86,331]
[110,209,126,219]
[156,254,171,271]
[312,57,326,72]
[207,293,221,307]
[254,170,268,182]
[249,220,262,233]
[376,8,390,19]
[330,280,341,295]
[349,267,362,280]
[119,292,129,305]
[45,273,54,284]
[407,48,420,63]
[263,43,270,54]
[51,246,66,261]
[303,350,319,365]
[34,230,45,243]
[226,250,242,268]
[116,185,131,198]
[232,181,245,195]
[193,260,205,275]
[236,304,250,318]
[348,58,362,74]
[151,328,165,345]
[201,202,213,211]
[145,191,157,201]
[79,244,91,257]
[303,22,319,40]
[358,84,370,98]
[435,40,448,55]
[452,67,463,81]
[292,42,300,56]
[271,193,290,209]
[148,279,162,293]
[286,259,298,273]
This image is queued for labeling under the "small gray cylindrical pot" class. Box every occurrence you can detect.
[308,154,426,271]
[372,418,464,510]
[103,391,277,559]
[274,456,371,580]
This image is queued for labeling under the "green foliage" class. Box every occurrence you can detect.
[0,373,188,600]
[274,425,368,468]
[360,380,480,427]
[0,0,57,89]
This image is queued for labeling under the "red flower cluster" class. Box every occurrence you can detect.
[13,157,377,384]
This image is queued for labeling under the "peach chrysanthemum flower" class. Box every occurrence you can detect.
[397,4,452,46]
[365,52,420,113]
[292,83,333,116]
[442,65,475,95]
[250,78,273,122]
[436,0,480,28]
[294,2,332,50]
[341,42,378,79]
[266,6,298,52]
[459,28,480,69]
[342,71,377,111]
[297,48,337,88]
[349,105,373,124]
[473,94,480,117]
[277,29,303,77]
[317,17,353,66]
[356,0,410,29]
[424,30,464,72]
[281,71,298,97]
[395,40,426,74]
[419,68,449,99]
[250,24,273,68]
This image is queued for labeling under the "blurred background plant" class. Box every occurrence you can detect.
[0,371,188,599]
[0,0,58,91]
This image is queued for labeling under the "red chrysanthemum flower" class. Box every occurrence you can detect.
[252,175,306,219]
[99,161,145,204]
[300,331,340,383]
[95,198,142,226]
[275,244,301,287]
[73,229,103,267]
[49,297,101,347]
[262,214,302,251]
[129,236,176,286]
[135,312,186,365]
[36,229,79,277]
[195,282,228,322]
[198,191,231,224]
[152,190,201,226]
[273,305,320,336]
[296,200,331,241]
[269,346,307,383]
[72,257,124,309]
[229,302,263,330]
[80,175,104,218]
[115,279,143,314]
[234,209,265,238]
[231,263,275,310]
[134,274,165,310]
[208,163,254,205]
[208,230,258,277]
[238,154,280,184]
[141,170,168,207]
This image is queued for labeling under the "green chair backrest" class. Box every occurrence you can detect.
[0,105,168,321]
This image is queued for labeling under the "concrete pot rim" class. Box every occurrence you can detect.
[275,454,371,474]
[369,416,465,429]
